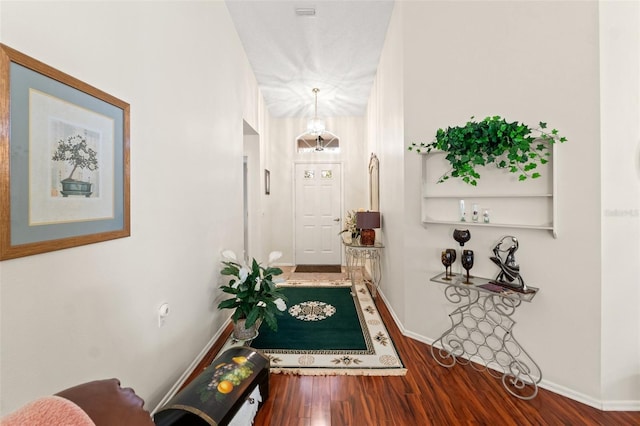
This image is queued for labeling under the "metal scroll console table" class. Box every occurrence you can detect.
[343,242,384,298]
[429,272,542,400]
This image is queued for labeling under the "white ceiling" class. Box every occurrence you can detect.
[225,0,395,118]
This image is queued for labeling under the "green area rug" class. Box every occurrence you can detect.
[251,286,367,351]
[218,280,406,376]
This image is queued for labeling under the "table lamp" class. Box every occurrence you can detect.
[356,211,380,246]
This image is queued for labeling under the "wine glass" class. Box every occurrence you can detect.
[441,250,452,280]
[453,229,470,275]
[461,249,474,284]
[446,248,457,276]
[453,229,471,247]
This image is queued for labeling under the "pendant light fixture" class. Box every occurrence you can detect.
[306,88,326,136]
[296,87,339,153]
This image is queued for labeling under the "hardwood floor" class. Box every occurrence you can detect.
[187,285,640,425]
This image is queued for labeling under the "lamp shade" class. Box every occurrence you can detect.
[356,211,380,229]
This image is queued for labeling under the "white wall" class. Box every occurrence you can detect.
[366,3,406,322]
[0,0,266,414]
[267,116,367,265]
[599,0,640,408]
[369,0,639,408]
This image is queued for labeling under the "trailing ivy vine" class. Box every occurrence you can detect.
[408,116,567,186]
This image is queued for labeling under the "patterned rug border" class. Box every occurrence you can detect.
[278,279,352,287]
[219,280,407,376]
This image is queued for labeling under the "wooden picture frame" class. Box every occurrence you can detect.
[0,44,130,260]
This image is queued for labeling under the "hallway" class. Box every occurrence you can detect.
[187,269,640,425]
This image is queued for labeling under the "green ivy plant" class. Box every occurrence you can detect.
[408,116,567,186]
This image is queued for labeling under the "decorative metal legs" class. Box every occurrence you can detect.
[345,245,382,298]
[431,285,542,400]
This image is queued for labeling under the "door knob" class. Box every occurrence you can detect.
[333,218,340,222]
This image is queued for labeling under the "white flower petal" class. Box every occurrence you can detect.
[254,278,262,291]
[221,250,237,261]
[238,267,249,283]
[257,301,267,307]
[268,251,282,265]
[274,298,287,311]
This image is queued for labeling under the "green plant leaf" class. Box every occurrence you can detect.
[218,298,238,309]
[263,311,278,332]
[472,156,485,165]
[409,116,565,185]
[246,308,261,328]
[220,286,238,295]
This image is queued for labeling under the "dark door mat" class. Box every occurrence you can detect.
[295,264,342,273]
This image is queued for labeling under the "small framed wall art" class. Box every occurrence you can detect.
[0,44,131,260]
[265,169,271,195]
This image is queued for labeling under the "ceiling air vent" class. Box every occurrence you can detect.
[295,8,316,16]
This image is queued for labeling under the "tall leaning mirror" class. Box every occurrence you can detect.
[369,153,379,211]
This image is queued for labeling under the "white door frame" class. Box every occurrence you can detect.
[292,160,344,265]
[242,121,260,264]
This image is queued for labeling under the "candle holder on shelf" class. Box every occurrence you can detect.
[459,200,466,222]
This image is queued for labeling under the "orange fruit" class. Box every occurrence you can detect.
[217,380,233,394]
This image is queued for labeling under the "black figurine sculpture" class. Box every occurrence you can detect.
[490,236,528,291]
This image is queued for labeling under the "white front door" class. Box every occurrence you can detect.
[294,163,342,265]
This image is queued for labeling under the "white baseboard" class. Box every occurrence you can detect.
[378,295,640,412]
[150,319,231,415]
[539,381,639,411]
[376,289,407,335]
[538,380,604,410]
[601,400,640,411]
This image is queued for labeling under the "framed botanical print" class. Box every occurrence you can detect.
[0,44,130,260]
